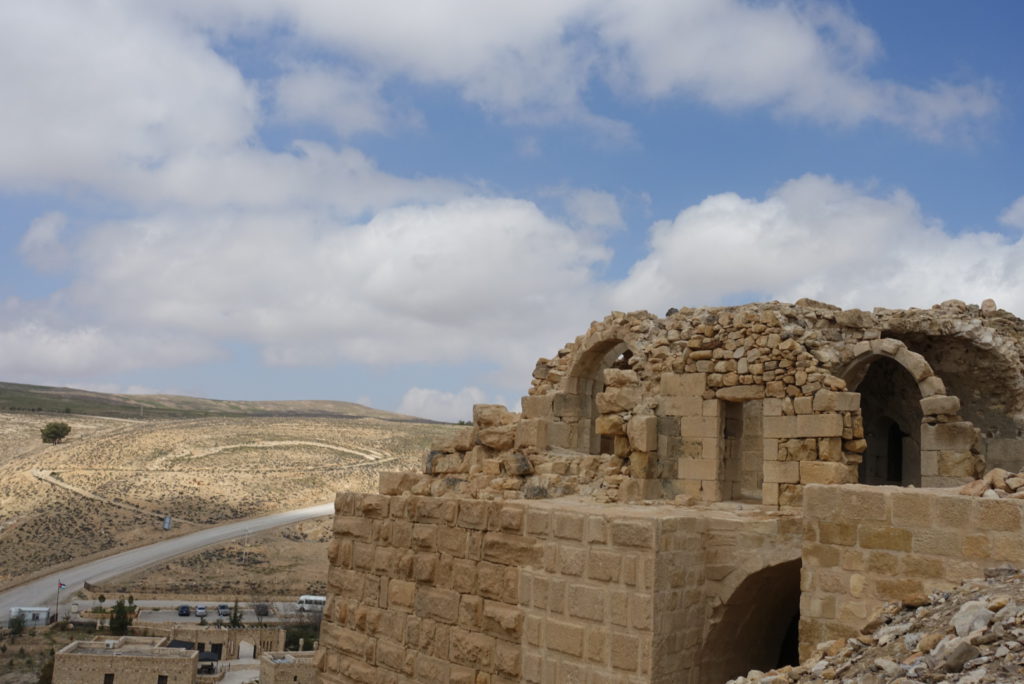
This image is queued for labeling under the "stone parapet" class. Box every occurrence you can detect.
[801,483,1024,658]
[319,492,802,683]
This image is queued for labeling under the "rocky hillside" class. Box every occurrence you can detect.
[730,568,1024,683]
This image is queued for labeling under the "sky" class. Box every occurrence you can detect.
[1,1,1023,422]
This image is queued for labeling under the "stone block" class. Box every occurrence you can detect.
[595,413,626,436]
[763,460,799,484]
[920,394,961,416]
[610,520,655,549]
[478,425,516,451]
[547,421,572,449]
[449,627,496,670]
[661,372,706,396]
[763,415,798,438]
[799,461,852,485]
[627,414,658,452]
[762,398,784,416]
[938,450,977,478]
[796,413,844,437]
[546,619,585,657]
[890,490,933,528]
[596,387,641,413]
[812,390,861,412]
[474,404,515,427]
[413,587,459,626]
[515,419,548,449]
[604,368,639,387]
[610,633,640,671]
[715,385,764,402]
[680,416,721,438]
[859,524,912,551]
[972,499,1022,531]
[918,375,946,397]
[678,457,720,481]
[921,422,977,451]
[482,532,542,566]
[659,395,702,417]
[521,395,553,419]
[894,348,933,381]
[792,396,813,415]
[552,512,585,541]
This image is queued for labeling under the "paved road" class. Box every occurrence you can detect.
[0,502,334,618]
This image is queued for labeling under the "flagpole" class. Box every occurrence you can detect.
[55,580,62,625]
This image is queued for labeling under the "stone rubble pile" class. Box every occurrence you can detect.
[958,467,1024,499]
[728,568,1024,683]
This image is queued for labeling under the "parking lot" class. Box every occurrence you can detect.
[68,600,311,625]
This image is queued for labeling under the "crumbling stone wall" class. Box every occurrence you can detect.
[319,299,1024,682]
[401,300,1016,505]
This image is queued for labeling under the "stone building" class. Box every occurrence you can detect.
[54,636,197,684]
[260,651,317,683]
[316,299,1024,683]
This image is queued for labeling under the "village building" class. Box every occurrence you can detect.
[54,635,197,684]
[260,650,317,684]
[315,299,1024,683]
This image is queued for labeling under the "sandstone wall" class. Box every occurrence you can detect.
[801,483,1024,658]
[318,492,803,683]
[54,640,197,684]
[260,651,316,684]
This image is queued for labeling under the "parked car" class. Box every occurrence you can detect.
[217,604,231,617]
[195,605,207,617]
[253,603,270,617]
[177,605,190,616]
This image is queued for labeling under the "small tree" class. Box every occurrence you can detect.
[109,599,132,636]
[8,613,25,637]
[40,422,71,444]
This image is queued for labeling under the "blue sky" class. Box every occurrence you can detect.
[2,1,1023,421]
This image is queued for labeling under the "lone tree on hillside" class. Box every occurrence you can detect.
[40,421,71,444]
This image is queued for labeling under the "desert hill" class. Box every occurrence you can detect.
[0,385,458,589]
[0,380,429,421]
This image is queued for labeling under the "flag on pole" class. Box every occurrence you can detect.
[57,581,66,590]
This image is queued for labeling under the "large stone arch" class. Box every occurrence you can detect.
[888,330,1024,472]
[699,558,802,683]
[838,338,979,486]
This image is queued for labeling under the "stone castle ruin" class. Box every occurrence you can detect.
[317,299,1024,683]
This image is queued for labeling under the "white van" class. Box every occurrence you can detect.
[296,595,326,612]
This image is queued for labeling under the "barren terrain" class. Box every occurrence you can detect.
[0,410,456,588]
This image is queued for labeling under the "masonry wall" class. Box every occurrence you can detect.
[801,484,1024,658]
[54,645,197,684]
[260,651,316,684]
[318,491,803,684]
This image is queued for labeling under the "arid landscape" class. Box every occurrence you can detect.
[0,383,458,591]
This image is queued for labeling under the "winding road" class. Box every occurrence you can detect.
[0,502,334,619]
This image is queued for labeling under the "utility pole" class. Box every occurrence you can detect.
[55,580,65,624]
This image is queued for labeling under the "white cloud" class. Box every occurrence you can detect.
[274,65,400,137]
[177,0,995,140]
[19,212,70,272]
[398,386,488,422]
[1000,196,1024,231]
[0,1,257,191]
[56,197,608,380]
[0,319,218,381]
[562,189,624,230]
[593,1,995,140]
[613,174,1024,315]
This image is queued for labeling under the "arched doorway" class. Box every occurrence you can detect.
[562,339,635,454]
[700,559,802,682]
[850,356,922,486]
